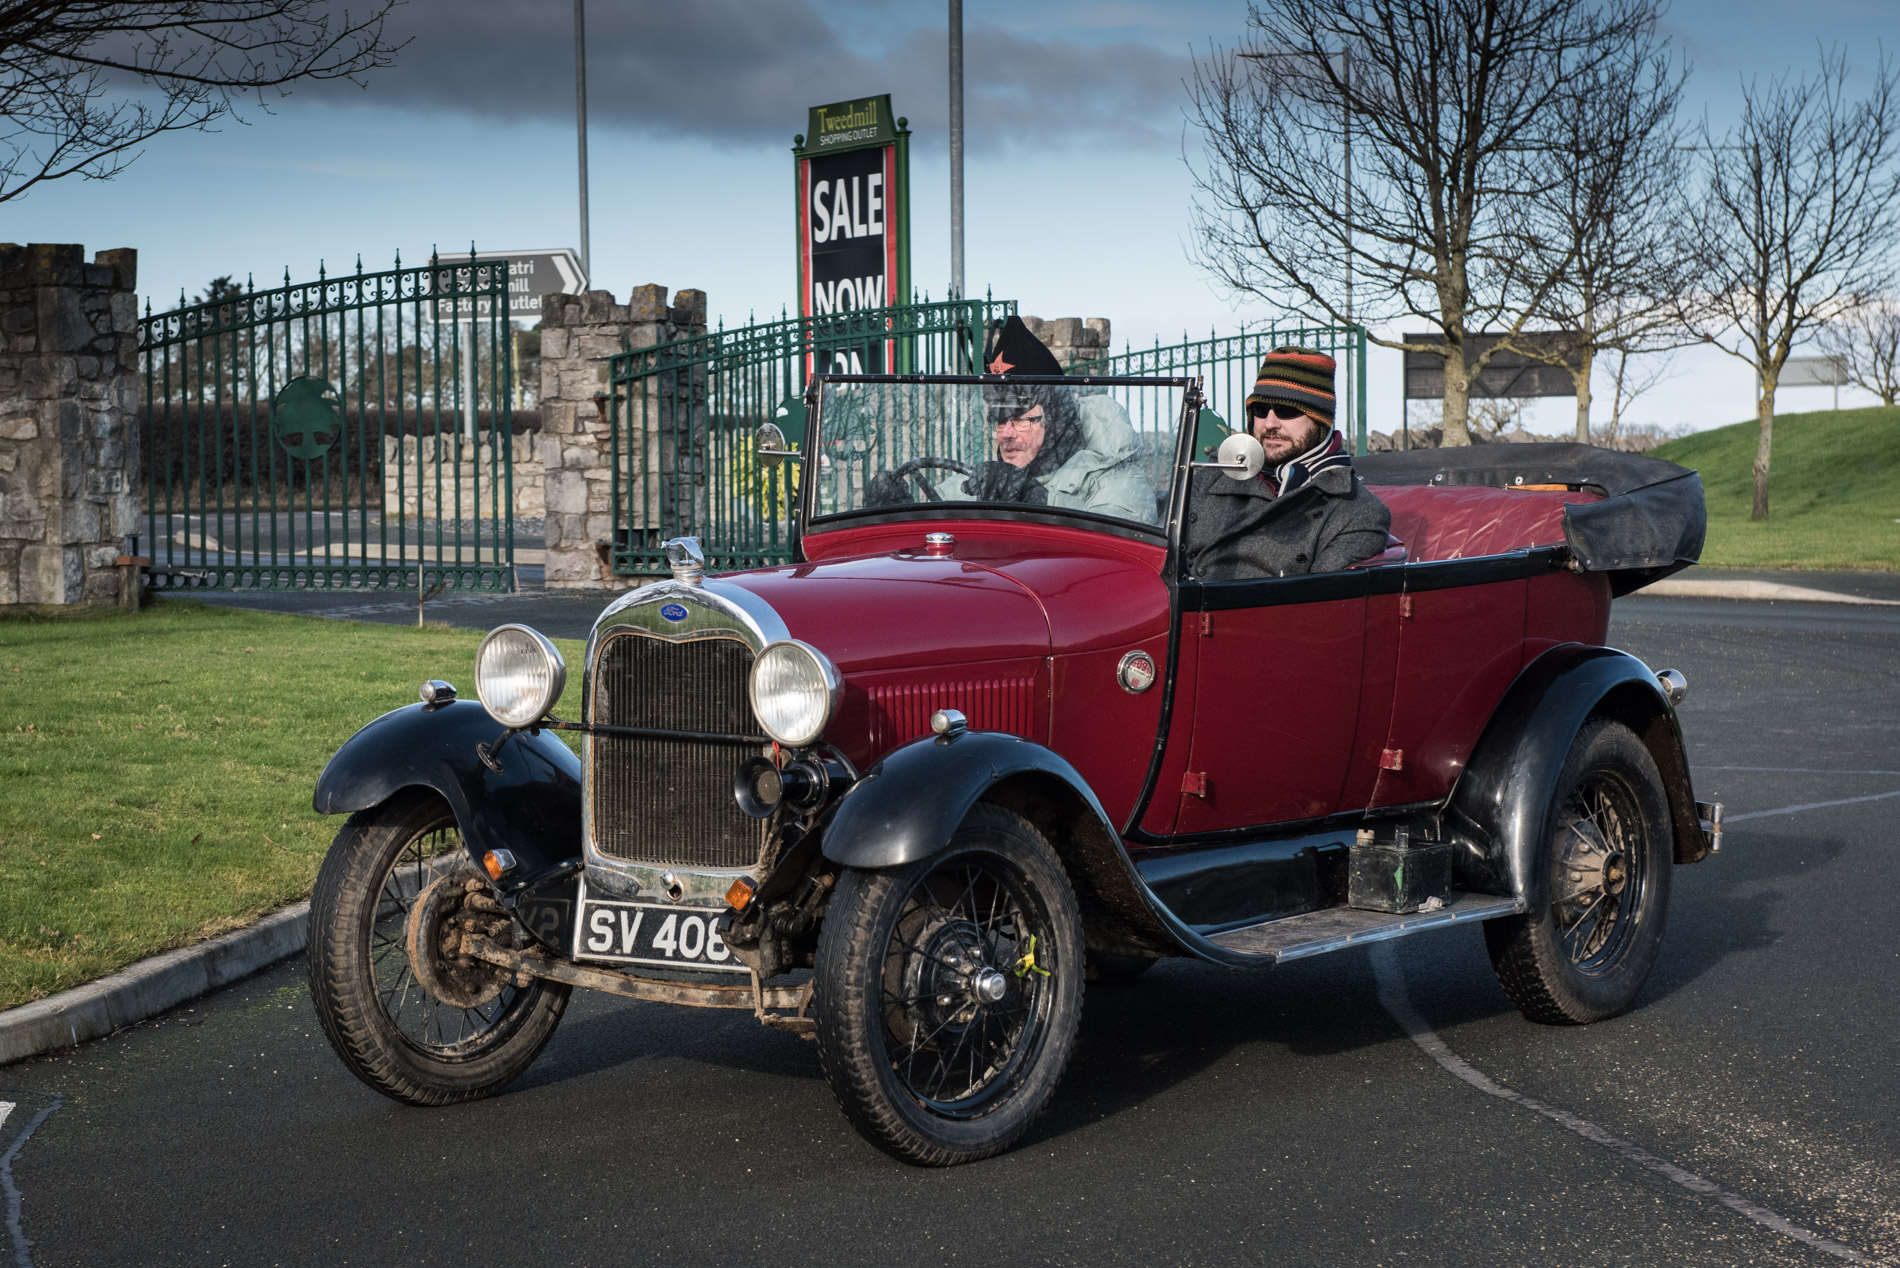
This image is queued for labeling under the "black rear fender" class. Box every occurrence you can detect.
[313,698,583,892]
[1447,644,1708,905]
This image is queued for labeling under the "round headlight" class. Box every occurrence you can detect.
[474,624,566,729]
[749,640,841,748]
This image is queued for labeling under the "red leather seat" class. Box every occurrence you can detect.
[1367,485,1600,562]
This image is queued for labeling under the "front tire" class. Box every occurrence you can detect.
[814,803,1084,1166]
[307,791,569,1105]
[1485,719,1673,1024]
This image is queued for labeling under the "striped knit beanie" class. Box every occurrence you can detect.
[1244,347,1336,425]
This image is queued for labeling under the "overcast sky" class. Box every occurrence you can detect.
[8,0,1898,434]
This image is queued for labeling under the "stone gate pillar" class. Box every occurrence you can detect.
[1019,316,1112,370]
[538,284,706,589]
[0,244,141,608]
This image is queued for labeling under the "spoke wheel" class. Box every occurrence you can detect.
[1486,719,1673,1025]
[815,803,1083,1165]
[308,792,569,1105]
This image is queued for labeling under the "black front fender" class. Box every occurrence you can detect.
[1447,643,1706,905]
[821,730,1117,870]
[313,698,582,889]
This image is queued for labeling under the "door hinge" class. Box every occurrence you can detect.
[1199,611,1213,636]
[1380,748,1405,771]
[1400,594,1414,619]
[1181,771,1209,798]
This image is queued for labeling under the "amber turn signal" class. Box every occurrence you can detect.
[726,876,759,911]
[482,848,517,881]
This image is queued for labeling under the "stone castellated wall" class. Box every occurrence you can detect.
[0,244,141,607]
[1019,316,1112,370]
[538,285,706,588]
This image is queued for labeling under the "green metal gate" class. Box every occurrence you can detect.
[606,297,1014,575]
[139,254,517,592]
[1076,323,1369,455]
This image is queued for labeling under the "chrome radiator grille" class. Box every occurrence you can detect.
[589,632,770,869]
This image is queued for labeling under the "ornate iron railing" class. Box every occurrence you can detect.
[1075,323,1369,455]
[605,297,1015,575]
[138,254,517,592]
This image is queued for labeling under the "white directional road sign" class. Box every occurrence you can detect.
[427,248,587,322]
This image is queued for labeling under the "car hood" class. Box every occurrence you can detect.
[718,554,1050,673]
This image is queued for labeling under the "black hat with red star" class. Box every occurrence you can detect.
[982,316,1064,377]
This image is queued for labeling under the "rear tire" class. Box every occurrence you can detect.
[307,792,569,1105]
[1485,719,1673,1025]
[814,803,1084,1165]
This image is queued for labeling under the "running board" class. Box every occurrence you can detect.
[1206,891,1525,965]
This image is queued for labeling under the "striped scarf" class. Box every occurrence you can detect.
[1264,428,1351,496]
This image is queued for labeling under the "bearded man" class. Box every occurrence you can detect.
[1182,346,1391,579]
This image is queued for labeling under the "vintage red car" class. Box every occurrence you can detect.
[307,372,1720,1167]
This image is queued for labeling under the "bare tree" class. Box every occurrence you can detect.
[1817,299,1900,406]
[1,1,402,204]
[1681,48,1900,519]
[1188,0,1660,445]
[1597,342,1676,442]
[1516,26,1693,441]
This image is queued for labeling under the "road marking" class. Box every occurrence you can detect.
[1728,789,1900,822]
[1370,944,1891,1266]
[2,1094,62,1268]
[1704,766,1900,777]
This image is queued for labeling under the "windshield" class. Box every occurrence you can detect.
[807,376,1188,530]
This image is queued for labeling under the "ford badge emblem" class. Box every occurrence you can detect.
[660,603,689,623]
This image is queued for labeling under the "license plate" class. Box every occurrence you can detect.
[574,894,745,974]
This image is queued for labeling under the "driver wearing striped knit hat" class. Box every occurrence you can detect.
[1183,346,1392,579]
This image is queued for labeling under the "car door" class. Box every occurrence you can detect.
[1172,573,1386,834]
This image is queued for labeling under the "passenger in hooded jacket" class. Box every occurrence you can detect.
[938,384,1158,523]
[861,316,1158,522]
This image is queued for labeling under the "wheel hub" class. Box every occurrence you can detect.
[895,915,1014,1039]
[405,874,513,1009]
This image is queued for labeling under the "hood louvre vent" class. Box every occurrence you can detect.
[867,677,1036,752]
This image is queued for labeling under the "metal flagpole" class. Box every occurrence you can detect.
[949,0,965,299]
[575,0,591,278]
[1342,47,1352,328]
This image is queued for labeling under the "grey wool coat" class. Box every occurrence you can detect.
[1182,464,1393,580]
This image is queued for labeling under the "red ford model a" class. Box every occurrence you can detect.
[307,372,1721,1166]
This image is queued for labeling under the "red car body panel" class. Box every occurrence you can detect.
[1524,570,1613,663]
[750,484,1621,844]
[1175,596,1373,831]
[1370,577,1528,806]
[721,554,1050,673]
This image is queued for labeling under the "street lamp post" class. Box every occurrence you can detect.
[949,0,965,300]
[575,0,591,279]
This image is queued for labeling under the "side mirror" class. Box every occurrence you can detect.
[755,421,803,469]
[1190,431,1265,481]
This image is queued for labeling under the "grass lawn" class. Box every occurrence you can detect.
[0,600,582,1011]
[1652,404,1900,571]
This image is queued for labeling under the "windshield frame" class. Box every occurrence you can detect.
[800,372,1202,543]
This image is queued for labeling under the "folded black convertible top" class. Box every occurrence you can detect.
[1355,442,1705,597]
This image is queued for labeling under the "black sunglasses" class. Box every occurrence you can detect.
[1248,402,1309,421]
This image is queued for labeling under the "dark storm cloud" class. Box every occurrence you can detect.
[320,0,1191,148]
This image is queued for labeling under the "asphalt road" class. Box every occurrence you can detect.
[4,595,1897,1267]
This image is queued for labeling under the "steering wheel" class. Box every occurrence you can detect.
[885,455,974,503]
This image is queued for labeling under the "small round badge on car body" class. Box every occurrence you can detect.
[924,532,954,557]
[1117,650,1158,694]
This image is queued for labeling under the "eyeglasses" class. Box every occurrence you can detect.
[990,408,1046,428]
[1248,402,1309,421]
